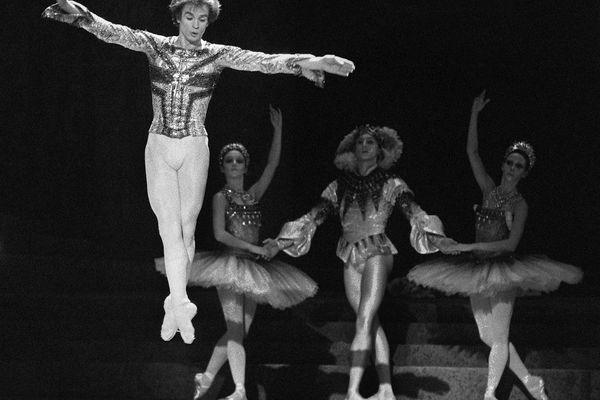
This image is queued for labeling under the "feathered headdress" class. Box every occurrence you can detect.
[334,125,403,171]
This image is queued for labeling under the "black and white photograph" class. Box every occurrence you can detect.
[2,1,599,399]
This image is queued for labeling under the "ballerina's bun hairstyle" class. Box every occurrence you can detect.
[169,0,221,26]
[334,125,403,171]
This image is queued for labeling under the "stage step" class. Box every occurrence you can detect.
[2,254,598,400]
[1,362,597,400]
[2,336,598,370]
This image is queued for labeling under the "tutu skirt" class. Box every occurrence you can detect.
[407,253,583,297]
[155,251,318,309]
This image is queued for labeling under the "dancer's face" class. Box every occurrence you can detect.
[502,152,528,182]
[221,150,247,177]
[177,3,209,46]
[354,134,380,163]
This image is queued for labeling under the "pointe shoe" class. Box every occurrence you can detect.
[218,387,247,400]
[193,373,213,400]
[524,375,549,400]
[173,299,197,344]
[160,295,177,341]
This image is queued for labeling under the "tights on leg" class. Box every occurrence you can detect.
[204,290,256,378]
[344,255,393,399]
[471,290,531,397]
[146,135,209,306]
[218,288,257,395]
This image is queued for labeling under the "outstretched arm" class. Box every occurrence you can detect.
[212,193,269,258]
[467,90,496,194]
[215,45,354,87]
[273,182,338,257]
[249,105,283,201]
[43,1,165,55]
[388,178,456,254]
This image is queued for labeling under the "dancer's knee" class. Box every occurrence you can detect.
[226,323,245,345]
[157,221,182,246]
[355,313,374,338]
[478,329,494,347]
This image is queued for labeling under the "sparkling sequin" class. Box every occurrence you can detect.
[222,187,261,244]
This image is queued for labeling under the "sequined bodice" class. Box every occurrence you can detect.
[473,187,523,258]
[43,3,309,139]
[222,187,261,245]
[475,206,509,243]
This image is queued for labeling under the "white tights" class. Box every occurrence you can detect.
[470,290,531,396]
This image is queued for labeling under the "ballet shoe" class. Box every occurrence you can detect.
[218,387,247,400]
[523,375,549,400]
[173,299,197,344]
[193,372,213,400]
[160,295,177,341]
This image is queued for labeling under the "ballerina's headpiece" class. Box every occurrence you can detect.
[219,143,250,168]
[334,125,403,171]
[504,141,536,170]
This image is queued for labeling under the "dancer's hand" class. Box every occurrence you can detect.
[262,238,280,259]
[434,237,460,255]
[251,245,271,261]
[302,55,355,76]
[472,90,490,114]
[269,105,282,135]
[57,0,79,13]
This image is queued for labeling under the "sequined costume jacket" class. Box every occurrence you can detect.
[42,2,320,139]
[220,187,262,256]
[277,168,445,270]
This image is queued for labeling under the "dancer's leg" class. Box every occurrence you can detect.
[178,136,210,267]
[146,138,199,342]
[344,255,392,400]
[146,144,188,305]
[471,291,515,398]
[195,291,256,399]
[218,289,257,399]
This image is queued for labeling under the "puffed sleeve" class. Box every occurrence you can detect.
[386,177,446,254]
[42,2,166,56]
[213,44,325,87]
[276,181,338,257]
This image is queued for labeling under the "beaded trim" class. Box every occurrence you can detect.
[336,168,393,219]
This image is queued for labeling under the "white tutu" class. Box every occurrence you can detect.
[155,251,318,309]
[407,253,583,297]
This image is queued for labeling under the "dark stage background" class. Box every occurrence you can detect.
[3,0,599,292]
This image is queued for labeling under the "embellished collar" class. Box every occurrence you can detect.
[486,186,522,210]
[222,185,255,204]
[337,168,393,219]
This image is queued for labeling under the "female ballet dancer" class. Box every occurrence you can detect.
[157,106,317,400]
[407,91,583,400]
[273,125,456,400]
[43,0,353,344]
